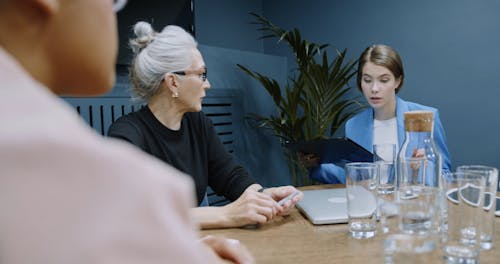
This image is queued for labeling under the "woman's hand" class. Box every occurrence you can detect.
[221,184,281,227]
[200,235,255,264]
[262,186,303,216]
[412,148,425,158]
[194,184,303,228]
[410,148,426,169]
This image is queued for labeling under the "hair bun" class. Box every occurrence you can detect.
[130,21,156,54]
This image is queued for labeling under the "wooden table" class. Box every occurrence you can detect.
[200,185,500,264]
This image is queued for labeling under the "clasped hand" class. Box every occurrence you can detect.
[222,184,303,227]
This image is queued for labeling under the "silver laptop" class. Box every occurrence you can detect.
[296,188,349,225]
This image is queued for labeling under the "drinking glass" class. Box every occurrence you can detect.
[345,162,378,239]
[396,156,442,234]
[397,187,440,236]
[374,143,397,194]
[456,165,498,250]
[384,233,437,264]
[382,188,440,263]
[442,171,485,263]
[379,196,398,234]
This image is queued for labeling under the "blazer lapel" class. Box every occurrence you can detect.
[349,109,374,152]
[396,96,409,148]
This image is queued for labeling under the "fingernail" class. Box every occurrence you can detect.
[227,238,240,245]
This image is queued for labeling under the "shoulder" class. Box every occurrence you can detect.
[6,132,195,207]
[398,98,438,113]
[110,108,145,129]
[185,111,214,130]
[107,109,146,140]
[401,99,438,113]
[185,111,210,123]
[346,107,371,128]
[1,132,206,262]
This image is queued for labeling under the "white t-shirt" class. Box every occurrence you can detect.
[373,117,398,161]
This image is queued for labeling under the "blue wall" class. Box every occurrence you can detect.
[195,0,264,52]
[261,0,500,171]
[194,0,295,187]
[111,0,500,188]
[198,45,290,187]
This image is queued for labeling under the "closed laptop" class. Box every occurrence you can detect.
[296,188,349,225]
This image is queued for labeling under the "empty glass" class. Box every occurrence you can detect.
[456,165,498,250]
[442,171,485,264]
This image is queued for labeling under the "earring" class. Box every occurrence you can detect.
[172,92,179,98]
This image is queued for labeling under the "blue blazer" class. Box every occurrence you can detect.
[310,97,452,184]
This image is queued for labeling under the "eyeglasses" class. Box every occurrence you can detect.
[113,0,128,13]
[172,71,208,82]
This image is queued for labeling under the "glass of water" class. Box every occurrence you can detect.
[373,144,397,194]
[397,187,440,236]
[382,187,441,263]
[456,165,498,250]
[384,233,437,263]
[442,171,485,263]
[345,162,378,239]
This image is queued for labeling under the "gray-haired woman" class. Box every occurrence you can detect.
[108,21,302,229]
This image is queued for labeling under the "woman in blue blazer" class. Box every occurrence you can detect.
[309,44,452,184]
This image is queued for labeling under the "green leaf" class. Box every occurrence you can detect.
[239,12,365,154]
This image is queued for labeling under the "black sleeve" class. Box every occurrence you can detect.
[107,117,146,151]
[201,113,256,201]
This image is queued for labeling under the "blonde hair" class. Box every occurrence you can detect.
[129,22,197,101]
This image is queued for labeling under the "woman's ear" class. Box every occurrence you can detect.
[34,0,59,15]
[163,73,180,97]
[5,0,59,20]
[395,76,402,89]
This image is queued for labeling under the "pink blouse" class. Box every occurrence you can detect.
[0,48,215,263]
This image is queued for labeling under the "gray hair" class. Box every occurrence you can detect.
[129,22,197,101]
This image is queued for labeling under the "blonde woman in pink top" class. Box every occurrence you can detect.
[0,0,253,263]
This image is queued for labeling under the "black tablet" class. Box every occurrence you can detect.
[285,137,373,167]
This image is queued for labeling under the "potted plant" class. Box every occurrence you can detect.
[237,13,365,186]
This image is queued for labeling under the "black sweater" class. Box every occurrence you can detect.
[108,106,256,205]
